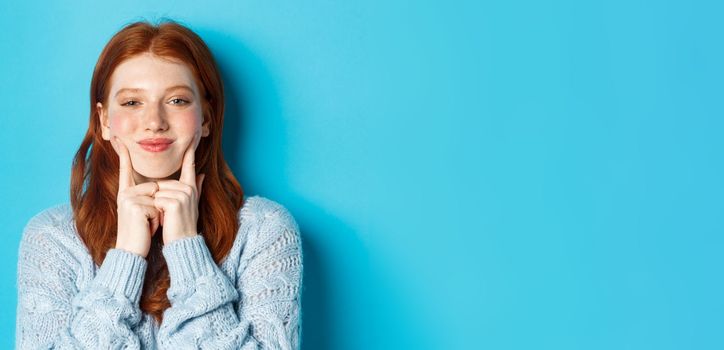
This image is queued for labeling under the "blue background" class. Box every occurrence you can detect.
[1,1,723,349]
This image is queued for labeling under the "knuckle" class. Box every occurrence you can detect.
[116,196,128,207]
[129,205,145,215]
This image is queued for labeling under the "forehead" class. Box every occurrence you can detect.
[109,53,199,95]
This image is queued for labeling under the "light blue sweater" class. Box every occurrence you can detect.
[15,195,303,349]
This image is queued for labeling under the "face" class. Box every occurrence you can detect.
[97,53,210,184]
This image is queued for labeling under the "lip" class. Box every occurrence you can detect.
[138,138,174,152]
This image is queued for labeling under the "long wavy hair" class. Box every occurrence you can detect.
[70,19,244,324]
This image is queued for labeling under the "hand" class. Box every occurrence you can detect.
[111,136,162,258]
[153,134,206,245]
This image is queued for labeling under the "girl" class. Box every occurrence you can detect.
[16,19,303,349]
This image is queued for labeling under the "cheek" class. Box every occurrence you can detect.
[109,114,136,135]
[175,111,203,135]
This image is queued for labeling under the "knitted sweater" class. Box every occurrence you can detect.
[15,195,303,349]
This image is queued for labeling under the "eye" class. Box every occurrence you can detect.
[170,98,189,105]
[121,100,140,107]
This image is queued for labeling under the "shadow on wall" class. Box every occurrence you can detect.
[199,28,435,350]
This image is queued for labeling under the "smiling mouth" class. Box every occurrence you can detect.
[138,139,174,153]
[139,143,172,152]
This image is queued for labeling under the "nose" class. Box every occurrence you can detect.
[143,102,169,132]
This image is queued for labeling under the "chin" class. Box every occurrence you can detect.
[130,152,183,180]
[136,165,179,180]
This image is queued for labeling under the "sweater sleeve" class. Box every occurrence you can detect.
[157,205,303,350]
[15,216,148,349]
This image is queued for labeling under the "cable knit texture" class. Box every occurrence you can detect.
[15,195,303,349]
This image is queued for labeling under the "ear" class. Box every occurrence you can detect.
[201,115,210,137]
[97,102,111,140]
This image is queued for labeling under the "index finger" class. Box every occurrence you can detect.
[179,135,198,187]
[112,136,135,191]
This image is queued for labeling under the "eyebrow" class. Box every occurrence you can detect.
[114,85,194,97]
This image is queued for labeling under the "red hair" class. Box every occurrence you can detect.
[70,19,244,324]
